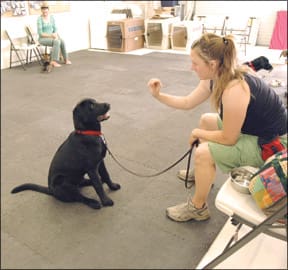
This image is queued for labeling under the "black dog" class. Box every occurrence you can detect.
[11,98,121,209]
[243,56,273,72]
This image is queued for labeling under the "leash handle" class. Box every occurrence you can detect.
[185,139,199,189]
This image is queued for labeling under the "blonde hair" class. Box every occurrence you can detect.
[191,33,247,111]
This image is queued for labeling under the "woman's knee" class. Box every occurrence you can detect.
[194,143,215,166]
[60,38,66,45]
[53,39,61,47]
[199,113,219,130]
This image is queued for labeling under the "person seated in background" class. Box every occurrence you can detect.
[37,1,71,67]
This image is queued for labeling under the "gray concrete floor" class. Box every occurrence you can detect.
[1,49,287,269]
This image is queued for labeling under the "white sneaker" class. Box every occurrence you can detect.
[177,169,195,182]
[166,199,210,222]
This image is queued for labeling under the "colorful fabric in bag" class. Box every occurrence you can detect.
[248,149,287,216]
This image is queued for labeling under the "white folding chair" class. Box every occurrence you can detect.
[5,28,42,70]
[225,17,257,56]
[25,25,54,63]
[25,25,45,63]
[201,176,287,269]
[200,15,230,36]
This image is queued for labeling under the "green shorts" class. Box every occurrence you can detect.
[208,117,287,173]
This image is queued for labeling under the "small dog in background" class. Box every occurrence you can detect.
[243,56,273,72]
[41,53,53,73]
[280,50,287,64]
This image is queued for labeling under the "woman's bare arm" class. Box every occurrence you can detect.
[192,80,250,145]
[147,79,211,110]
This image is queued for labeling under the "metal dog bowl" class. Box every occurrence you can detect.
[230,166,258,194]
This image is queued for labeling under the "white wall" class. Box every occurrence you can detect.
[1,1,287,69]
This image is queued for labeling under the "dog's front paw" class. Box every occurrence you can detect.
[101,197,114,207]
[109,182,121,191]
[86,199,101,209]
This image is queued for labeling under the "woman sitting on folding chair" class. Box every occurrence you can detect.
[37,1,72,67]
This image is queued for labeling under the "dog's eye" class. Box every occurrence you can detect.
[89,103,95,110]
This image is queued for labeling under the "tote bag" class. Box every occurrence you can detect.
[248,149,287,217]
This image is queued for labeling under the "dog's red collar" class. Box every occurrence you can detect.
[248,61,256,71]
[75,130,102,136]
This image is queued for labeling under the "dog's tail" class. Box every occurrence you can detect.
[11,183,51,195]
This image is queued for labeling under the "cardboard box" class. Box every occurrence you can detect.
[107,18,145,52]
[107,18,144,38]
[107,35,144,52]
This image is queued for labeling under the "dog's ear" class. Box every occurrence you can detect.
[73,103,86,129]
[73,99,97,129]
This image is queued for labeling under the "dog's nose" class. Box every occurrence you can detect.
[104,103,110,110]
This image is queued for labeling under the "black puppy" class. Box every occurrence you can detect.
[243,56,273,72]
[11,98,121,209]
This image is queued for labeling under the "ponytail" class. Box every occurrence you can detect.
[191,33,245,111]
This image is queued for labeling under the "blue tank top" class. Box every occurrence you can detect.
[212,73,287,140]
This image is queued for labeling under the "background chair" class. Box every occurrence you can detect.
[225,17,257,56]
[198,15,230,36]
[25,25,53,63]
[25,25,45,63]
[5,28,42,70]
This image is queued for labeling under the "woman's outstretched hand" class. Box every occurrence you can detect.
[147,78,162,98]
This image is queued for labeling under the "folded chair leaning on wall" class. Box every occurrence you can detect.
[5,28,42,70]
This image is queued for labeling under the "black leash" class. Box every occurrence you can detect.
[104,137,199,188]
[185,140,197,189]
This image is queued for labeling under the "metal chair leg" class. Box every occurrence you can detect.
[11,48,26,70]
[33,48,42,65]
[202,198,287,269]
